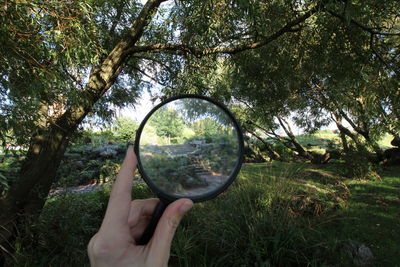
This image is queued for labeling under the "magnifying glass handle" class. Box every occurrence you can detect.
[137,201,167,245]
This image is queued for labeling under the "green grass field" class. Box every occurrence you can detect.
[11,161,400,266]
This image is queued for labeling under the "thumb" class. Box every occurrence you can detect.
[148,198,193,260]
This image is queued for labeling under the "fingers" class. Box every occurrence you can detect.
[148,198,193,260]
[101,146,137,230]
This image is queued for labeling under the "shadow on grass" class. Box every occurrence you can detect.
[319,171,400,266]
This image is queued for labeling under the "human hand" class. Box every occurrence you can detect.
[87,146,193,267]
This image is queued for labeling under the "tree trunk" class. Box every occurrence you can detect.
[336,107,383,161]
[332,114,362,148]
[0,127,71,260]
[247,129,281,160]
[276,116,313,160]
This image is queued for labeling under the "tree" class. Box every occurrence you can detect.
[163,0,399,163]
[114,116,139,142]
[148,107,184,143]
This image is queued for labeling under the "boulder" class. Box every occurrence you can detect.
[342,240,375,266]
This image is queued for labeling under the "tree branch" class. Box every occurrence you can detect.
[326,9,400,36]
[56,0,167,131]
[128,1,325,56]
[130,65,176,90]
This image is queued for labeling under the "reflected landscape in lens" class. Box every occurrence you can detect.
[139,98,239,198]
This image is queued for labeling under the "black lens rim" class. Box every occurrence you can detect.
[134,94,244,203]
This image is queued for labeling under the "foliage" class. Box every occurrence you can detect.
[272,142,295,161]
[139,124,160,146]
[1,0,400,262]
[12,188,110,266]
[113,116,139,143]
[165,0,400,163]
[142,154,203,193]
[192,118,224,143]
[0,173,9,197]
[0,156,21,196]
[100,159,121,184]
[148,107,185,144]
[0,0,149,149]
[342,147,380,180]
[202,137,238,174]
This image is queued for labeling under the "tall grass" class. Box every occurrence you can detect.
[169,164,335,266]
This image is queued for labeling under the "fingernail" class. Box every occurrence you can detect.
[179,200,193,214]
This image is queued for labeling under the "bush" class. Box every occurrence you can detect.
[10,163,353,266]
[100,159,120,183]
[342,148,380,180]
[13,188,110,266]
[113,117,139,142]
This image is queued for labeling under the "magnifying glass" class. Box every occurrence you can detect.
[134,94,244,245]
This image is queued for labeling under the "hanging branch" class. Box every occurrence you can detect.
[127,0,326,56]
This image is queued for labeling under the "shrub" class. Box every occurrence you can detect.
[100,159,120,183]
[10,163,353,266]
[113,117,139,142]
[342,148,380,180]
[13,188,111,266]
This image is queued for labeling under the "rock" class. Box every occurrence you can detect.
[342,240,375,266]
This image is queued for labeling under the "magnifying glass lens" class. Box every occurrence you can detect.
[138,97,241,199]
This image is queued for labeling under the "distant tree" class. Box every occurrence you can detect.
[114,117,139,142]
[193,118,223,140]
[149,107,184,143]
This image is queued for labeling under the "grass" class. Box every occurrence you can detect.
[329,166,400,266]
[8,162,400,266]
[169,162,400,266]
[296,130,395,151]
